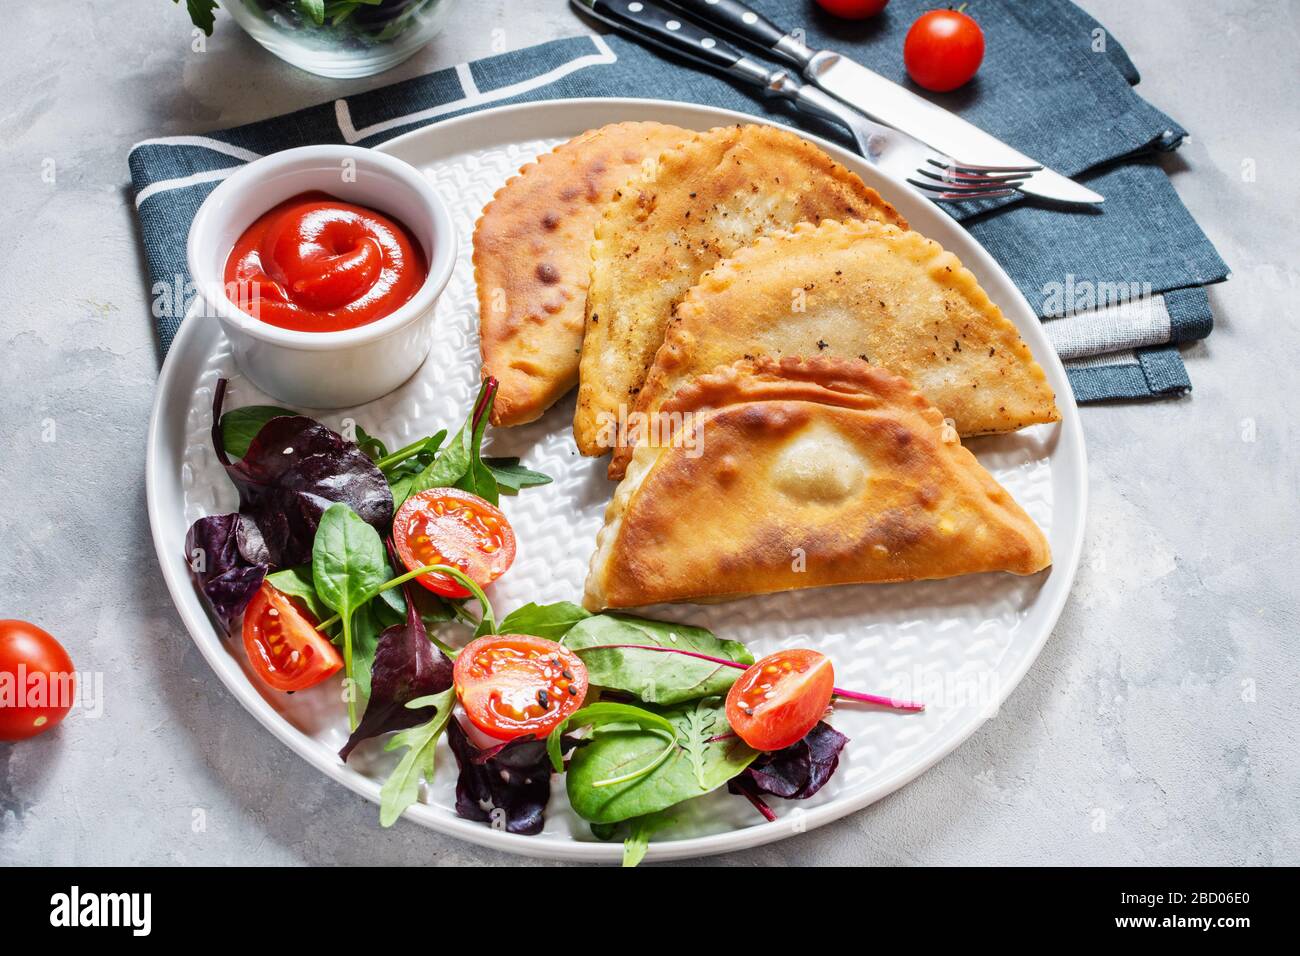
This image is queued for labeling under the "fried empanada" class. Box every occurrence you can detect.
[584,357,1051,611]
[474,121,692,426]
[574,124,905,455]
[609,219,1059,478]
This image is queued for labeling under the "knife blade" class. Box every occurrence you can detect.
[666,0,1103,205]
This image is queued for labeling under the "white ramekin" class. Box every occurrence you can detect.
[187,144,456,408]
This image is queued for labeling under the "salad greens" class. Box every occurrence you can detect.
[377,688,456,828]
[312,504,392,726]
[445,719,557,836]
[211,380,393,568]
[564,697,759,825]
[183,380,918,864]
[562,614,753,705]
[340,577,454,761]
[184,513,267,630]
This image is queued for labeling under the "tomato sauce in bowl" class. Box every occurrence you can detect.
[224,191,428,333]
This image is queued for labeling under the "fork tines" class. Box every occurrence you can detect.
[908,157,1042,202]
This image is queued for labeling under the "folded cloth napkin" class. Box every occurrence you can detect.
[129,0,1226,401]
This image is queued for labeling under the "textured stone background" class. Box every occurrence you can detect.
[0,0,1295,866]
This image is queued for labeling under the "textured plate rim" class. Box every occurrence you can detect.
[146,96,1087,863]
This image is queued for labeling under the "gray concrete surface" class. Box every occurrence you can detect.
[0,0,1296,866]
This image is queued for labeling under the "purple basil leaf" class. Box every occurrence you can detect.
[184,512,268,631]
[210,379,393,567]
[729,722,849,802]
[339,579,454,761]
[445,719,557,836]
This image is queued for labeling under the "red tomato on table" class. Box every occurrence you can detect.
[453,635,588,740]
[904,9,985,92]
[0,620,75,741]
[816,0,890,19]
[726,649,835,751]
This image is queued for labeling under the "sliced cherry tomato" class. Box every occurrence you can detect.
[393,488,516,599]
[904,9,985,93]
[815,0,889,19]
[453,635,588,740]
[0,620,75,741]
[726,649,835,752]
[242,583,342,692]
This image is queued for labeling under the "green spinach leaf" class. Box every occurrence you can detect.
[498,601,591,640]
[377,688,456,827]
[565,697,758,824]
[311,504,390,727]
[562,614,753,705]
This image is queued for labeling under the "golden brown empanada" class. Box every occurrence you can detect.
[574,124,905,455]
[584,357,1051,611]
[474,121,692,426]
[609,218,1059,478]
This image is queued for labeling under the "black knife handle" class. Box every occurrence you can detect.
[668,0,811,68]
[579,0,746,73]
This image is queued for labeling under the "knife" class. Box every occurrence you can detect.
[665,0,1103,205]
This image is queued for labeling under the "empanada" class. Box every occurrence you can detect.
[474,121,692,426]
[574,124,905,455]
[609,219,1059,478]
[584,357,1051,611]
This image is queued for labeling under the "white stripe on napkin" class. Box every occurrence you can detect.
[334,34,617,144]
[1042,293,1172,360]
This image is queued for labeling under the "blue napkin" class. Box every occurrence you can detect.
[129,0,1226,401]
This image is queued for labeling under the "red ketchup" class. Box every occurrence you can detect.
[224,191,428,332]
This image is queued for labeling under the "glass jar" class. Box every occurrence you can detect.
[222,0,457,79]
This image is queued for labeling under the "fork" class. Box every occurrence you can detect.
[763,68,1040,201]
[573,0,1038,202]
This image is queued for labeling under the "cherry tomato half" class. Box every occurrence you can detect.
[725,649,835,752]
[393,488,517,599]
[904,9,985,93]
[453,635,588,740]
[242,583,342,692]
[816,0,889,19]
[0,620,75,741]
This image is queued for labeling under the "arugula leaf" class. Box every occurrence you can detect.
[565,698,758,825]
[497,601,591,640]
[353,425,388,461]
[562,614,753,704]
[311,504,390,727]
[483,457,552,494]
[378,688,455,827]
[394,381,500,507]
[622,812,675,868]
[219,405,295,459]
[175,0,219,35]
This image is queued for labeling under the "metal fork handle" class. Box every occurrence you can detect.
[571,0,884,160]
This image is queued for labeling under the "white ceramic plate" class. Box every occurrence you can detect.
[146,98,1087,863]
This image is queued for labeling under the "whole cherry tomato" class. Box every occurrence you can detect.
[0,620,75,741]
[815,0,890,19]
[904,9,985,93]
